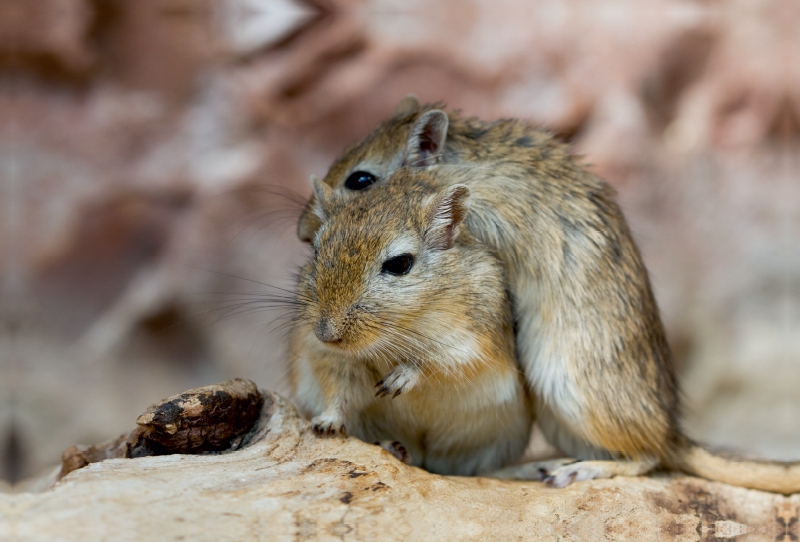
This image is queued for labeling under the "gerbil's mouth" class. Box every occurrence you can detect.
[314,334,372,355]
[311,313,379,354]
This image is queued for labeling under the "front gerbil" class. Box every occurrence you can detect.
[289,171,533,476]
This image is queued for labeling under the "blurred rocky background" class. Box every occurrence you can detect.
[0,0,797,484]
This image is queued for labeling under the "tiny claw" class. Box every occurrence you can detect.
[376,440,412,464]
[392,389,402,398]
[544,470,578,488]
[375,379,384,388]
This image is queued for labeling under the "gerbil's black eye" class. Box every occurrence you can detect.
[381,254,414,276]
[344,170,377,191]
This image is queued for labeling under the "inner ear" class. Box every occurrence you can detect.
[403,110,448,168]
[310,175,333,221]
[297,199,321,244]
[424,184,470,251]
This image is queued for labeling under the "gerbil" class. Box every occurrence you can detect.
[289,172,533,476]
[296,96,800,493]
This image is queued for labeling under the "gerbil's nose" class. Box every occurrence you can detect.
[315,317,342,344]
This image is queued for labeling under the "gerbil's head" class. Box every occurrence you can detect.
[296,172,470,356]
[297,95,452,243]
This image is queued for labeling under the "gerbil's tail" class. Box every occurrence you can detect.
[676,443,800,494]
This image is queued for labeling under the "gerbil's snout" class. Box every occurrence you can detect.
[312,304,367,348]
[314,317,342,344]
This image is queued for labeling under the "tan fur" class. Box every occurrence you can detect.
[295,97,800,493]
[676,447,800,494]
[289,174,533,476]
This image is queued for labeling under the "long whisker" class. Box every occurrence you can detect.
[373,309,472,355]
[181,264,300,298]
[364,319,466,385]
[378,313,512,374]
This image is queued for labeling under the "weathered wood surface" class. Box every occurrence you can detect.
[4,390,798,541]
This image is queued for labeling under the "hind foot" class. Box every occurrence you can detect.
[540,458,659,488]
[376,440,413,464]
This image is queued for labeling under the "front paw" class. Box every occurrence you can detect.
[375,365,420,398]
[311,415,347,437]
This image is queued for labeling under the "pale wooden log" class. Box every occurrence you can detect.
[4,391,798,542]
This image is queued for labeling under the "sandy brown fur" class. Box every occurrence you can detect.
[295,98,800,493]
[290,174,533,476]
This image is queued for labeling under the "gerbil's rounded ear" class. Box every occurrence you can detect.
[423,184,470,251]
[310,175,333,221]
[297,202,320,244]
[403,109,448,168]
[393,94,419,117]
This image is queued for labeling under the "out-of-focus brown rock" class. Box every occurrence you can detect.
[0,0,94,72]
[10,391,800,541]
[58,378,263,479]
